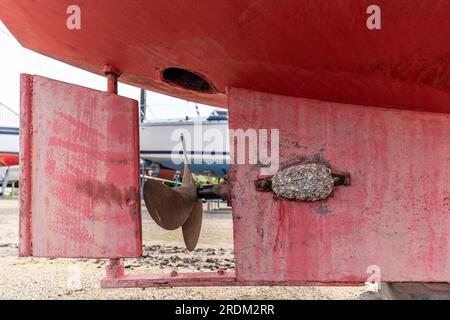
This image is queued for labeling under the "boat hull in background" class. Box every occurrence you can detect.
[0,154,19,167]
[140,119,229,177]
[0,127,19,166]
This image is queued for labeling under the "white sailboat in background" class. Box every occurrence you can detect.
[140,109,230,178]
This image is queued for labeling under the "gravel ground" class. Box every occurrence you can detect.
[0,199,380,300]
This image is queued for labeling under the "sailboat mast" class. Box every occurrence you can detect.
[139,89,146,123]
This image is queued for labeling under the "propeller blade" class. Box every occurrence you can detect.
[143,171,197,230]
[143,133,204,250]
[143,134,199,230]
[182,200,203,251]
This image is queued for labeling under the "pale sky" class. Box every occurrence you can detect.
[0,20,217,123]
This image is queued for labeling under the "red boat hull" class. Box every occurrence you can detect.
[1,0,450,113]
[0,153,19,167]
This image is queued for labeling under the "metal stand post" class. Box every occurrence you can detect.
[1,167,10,196]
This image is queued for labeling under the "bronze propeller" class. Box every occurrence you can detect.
[143,135,203,251]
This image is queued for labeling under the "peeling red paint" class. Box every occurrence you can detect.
[19,75,142,258]
[229,88,450,283]
[2,1,450,113]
